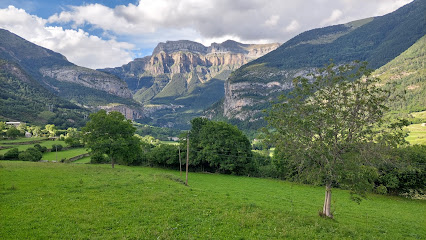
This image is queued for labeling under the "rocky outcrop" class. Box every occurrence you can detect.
[99,104,143,120]
[40,66,132,99]
[98,39,280,128]
[101,40,280,94]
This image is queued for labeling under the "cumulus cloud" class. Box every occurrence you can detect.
[0,5,133,69]
[47,0,413,44]
[285,20,301,33]
[0,0,413,68]
[321,9,343,26]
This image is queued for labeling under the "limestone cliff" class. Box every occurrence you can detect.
[99,40,280,128]
[217,1,425,126]
[40,66,132,99]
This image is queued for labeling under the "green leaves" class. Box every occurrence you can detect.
[183,118,253,175]
[266,61,407,198]
[82,110,140,167]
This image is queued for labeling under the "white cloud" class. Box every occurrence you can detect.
[265,15,280,27]
[0,0,414,68]
[46,0,414,45]
[285,20,300,32]
[0,5,133,69]
[321,9,343,26]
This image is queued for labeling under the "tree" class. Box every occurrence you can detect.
[45,124,57,137]
[17,123,27,134]
[82,110,141,168]
[0,122,6,131]
[265,62,407,218]
[65,128,83,147]
[6,127,21,139]
[182,117,253,175]
[32,126,42,137]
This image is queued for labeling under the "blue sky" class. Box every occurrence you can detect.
[0,0,413,69]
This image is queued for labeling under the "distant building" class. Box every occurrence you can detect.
[168,137,179,141]
[6,122,21,127]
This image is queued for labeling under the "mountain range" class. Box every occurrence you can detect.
[211,0,425,130]
[0,0,424,131]
[99,40,279,128]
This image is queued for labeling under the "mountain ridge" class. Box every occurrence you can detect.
[100,40,280,128]
[217,0,426,125]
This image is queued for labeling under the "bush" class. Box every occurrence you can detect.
[90,152,109,164]
[147,144,179,167]
[376,145,426,195]
[4,148,19,160]
[376,185,388,195]
[34,144,47,153]
[51,144,63,151]
[18,148,42,162]
[6,127,21,139]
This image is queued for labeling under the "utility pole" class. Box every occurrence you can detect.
[185,132,189,186]
[179,145,182,176]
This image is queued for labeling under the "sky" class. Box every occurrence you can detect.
[0,0,413,69]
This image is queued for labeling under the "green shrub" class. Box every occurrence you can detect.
[376,185,388,195]
[90,153,108,164]
[18,148,42,162]
[4,148,19,160]
[51,144,63,151]
[6,127,21,139]
[34,144,47,153]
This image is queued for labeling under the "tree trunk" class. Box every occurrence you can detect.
[111,157,115,169]
[322,183,333,218]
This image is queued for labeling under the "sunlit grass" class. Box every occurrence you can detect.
[406,123,426,145]
[0,161,424,239]
[41,148,88,161]
[0,140,67,155]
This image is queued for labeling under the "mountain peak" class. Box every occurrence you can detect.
[152,40,207,55]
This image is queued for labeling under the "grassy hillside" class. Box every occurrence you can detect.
[1,162,424,239]
[236,0,425,78]
[374,35,425,114]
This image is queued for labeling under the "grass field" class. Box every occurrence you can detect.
[0,161,424,239]
[42,148,88,161]
[0,137,47,144]
[73,156,91,163]
[0,140,67,155]
[406,123,426,145]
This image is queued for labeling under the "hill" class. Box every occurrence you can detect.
[0,60,87,127]
[0,161,424,239]
[0,29,143,120]
[100,40,280,129]
[374,35,425,114]
[214,0,425,126]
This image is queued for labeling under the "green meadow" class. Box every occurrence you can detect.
[406,123,426,145]
[0,140,67,155]
[0,161,424,239]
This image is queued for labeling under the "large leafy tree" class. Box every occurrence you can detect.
[183,118,253,175]
[82,110,141,168]
[265,62,407,218]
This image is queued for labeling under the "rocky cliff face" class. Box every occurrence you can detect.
[0,29,137,113]
[40,66,132,99]
[100,40,280,128]
[103,40,280,87]
[218,1,425,126]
